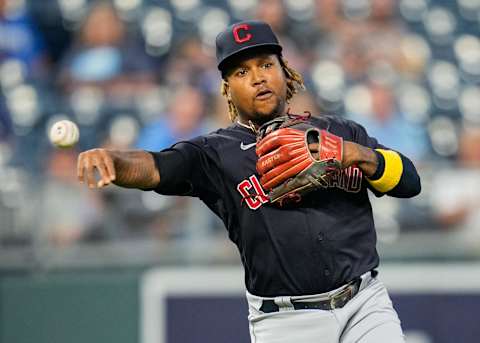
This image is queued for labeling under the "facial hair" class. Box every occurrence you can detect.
[251,97,286,125]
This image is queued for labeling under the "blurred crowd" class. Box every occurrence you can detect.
[0,0,479,260]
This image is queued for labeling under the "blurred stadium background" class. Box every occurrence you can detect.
[0,0,479,342]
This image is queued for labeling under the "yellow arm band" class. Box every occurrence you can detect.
[367,149,403,193]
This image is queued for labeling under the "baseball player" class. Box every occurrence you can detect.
[77,20,421,343]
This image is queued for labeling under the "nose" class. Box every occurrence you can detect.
[250,67,266,86]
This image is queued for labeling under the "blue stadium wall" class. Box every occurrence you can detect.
[1,266,479,343]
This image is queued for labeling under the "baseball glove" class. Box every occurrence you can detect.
[255,114,343,206]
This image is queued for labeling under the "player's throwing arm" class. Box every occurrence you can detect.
[77,149,160,189]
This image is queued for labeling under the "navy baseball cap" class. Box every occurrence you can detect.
[216,20,282,75]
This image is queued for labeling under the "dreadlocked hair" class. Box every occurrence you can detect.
[221,55,305,122]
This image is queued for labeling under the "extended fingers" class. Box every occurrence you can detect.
[77,153,85,183]
[85,158,97,188]
[101,150,116,182]
[96,162,111,188]
[77,149,115,189]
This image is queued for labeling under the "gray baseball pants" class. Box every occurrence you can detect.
[246,273,405,343]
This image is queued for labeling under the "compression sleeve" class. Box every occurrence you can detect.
[382,152,421,198]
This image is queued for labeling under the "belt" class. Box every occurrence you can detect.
[259,272,374,313]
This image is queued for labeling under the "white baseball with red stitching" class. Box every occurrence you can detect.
[49,120,80,148]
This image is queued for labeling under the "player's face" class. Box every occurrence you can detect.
[226,53,287,124]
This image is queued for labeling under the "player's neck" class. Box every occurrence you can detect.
[236,119,257,132]
[237,112,286,131]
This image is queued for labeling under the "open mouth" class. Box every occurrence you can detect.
[255,89,273,100]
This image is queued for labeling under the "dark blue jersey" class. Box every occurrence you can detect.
[150,115,420,297]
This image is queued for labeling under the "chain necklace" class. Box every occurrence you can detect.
[236,120,257,133]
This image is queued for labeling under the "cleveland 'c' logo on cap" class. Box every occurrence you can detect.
[233,24,252,44]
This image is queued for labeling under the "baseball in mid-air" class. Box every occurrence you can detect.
[49,120,80,148]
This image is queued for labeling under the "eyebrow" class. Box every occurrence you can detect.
[224,54,276,78]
